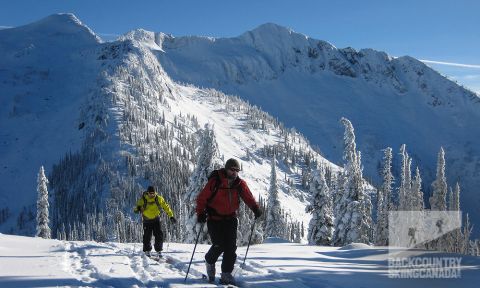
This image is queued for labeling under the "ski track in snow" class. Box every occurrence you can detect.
[234,260,310,288]
[62,240,298,287]
[64,242,98,284]
[2,234,479,288]
[63,241,231,287]
[64,241,152,287]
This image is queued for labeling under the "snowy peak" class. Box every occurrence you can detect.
[153,22,411,86]
[0,13,101,46]
[239,22,309,47]
[119,29,169,51]
[249,22,295,34]
[237,23,313,60]
[28,13,100,43]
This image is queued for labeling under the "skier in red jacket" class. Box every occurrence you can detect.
[196,158,262,285]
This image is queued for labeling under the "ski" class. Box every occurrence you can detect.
[150,256,164,262]
[146,252,164,262]
[201,273,215,283]
[200,273,241,288]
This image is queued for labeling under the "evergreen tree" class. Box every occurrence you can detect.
[451,182,460,211]
[448,188,454,211]
[265,154,284,238]
[398,144,412,210]
[332,172,344,216]
[306,168,334,245]
[236,200,264,245]
[412,167,424,211]
[430,147,447,211]
[447,182,462,253]
[375,147,393,245]
[462,214,473,254]
[334,118,372,246]
[36,166,51,239]
[184,125,222,243]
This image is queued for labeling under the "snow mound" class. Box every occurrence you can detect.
[339,243,372,250]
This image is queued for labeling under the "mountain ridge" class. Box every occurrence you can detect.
[146,21,480,237]
[0,14,336,241]
[1,14,479,238]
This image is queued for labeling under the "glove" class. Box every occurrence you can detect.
[253,207,262,219]
[134,206,141,214]
[197,213,207,223]
[170,217,177,224]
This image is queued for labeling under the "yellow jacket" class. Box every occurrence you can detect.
[134,193,174,220]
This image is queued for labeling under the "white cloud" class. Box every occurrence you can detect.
[420,59,480,69]
[462,74,480,80]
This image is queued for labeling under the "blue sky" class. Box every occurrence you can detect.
[1,0,479,93]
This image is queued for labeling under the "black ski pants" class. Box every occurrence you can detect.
[205,217,238,273]
[143,217,164,252]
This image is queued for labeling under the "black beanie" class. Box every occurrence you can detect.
[147,186,155,192]
[225,158,240,170]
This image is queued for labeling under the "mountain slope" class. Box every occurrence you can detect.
[0,15,338,239]
[2,13,478,240]
[0,14,102,232]
[131,24,480,236]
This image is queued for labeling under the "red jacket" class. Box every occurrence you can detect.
[196,169,259,219]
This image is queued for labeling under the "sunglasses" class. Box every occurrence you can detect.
[148,191,155,194]
[229,168,240,172]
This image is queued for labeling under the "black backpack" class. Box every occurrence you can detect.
[142,192,161,210]
[206,169,243,207]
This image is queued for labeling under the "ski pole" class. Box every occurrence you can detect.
[135,214,143,254]
[241,219,256,268]
[184,222,205,283]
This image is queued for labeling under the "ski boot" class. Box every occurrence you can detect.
[205,261,216,283]
[220,272,236,285]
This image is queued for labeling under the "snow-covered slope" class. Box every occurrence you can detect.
[0,14,102,233]
[134,23,480,236]
[1,233,479,287]
[0,14,337,238]
[2,13,479,240]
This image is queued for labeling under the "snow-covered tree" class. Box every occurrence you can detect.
[449,182,460,211]
[306,168,334,245]
[237,200,264,245]
[462,214,473,254]
[332,172,344,216]
[398,144,412,211]
[445,182,462,253]
[36,166,51,239]
[430,147,447,211]
[265,154,285,238]
[184,125,222,243]
[448,188,454,211]
[375,147,394,245]
[334,118,372,246]
[411,167,424,211]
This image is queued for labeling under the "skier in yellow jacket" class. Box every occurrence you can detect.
[134,186,176,257]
